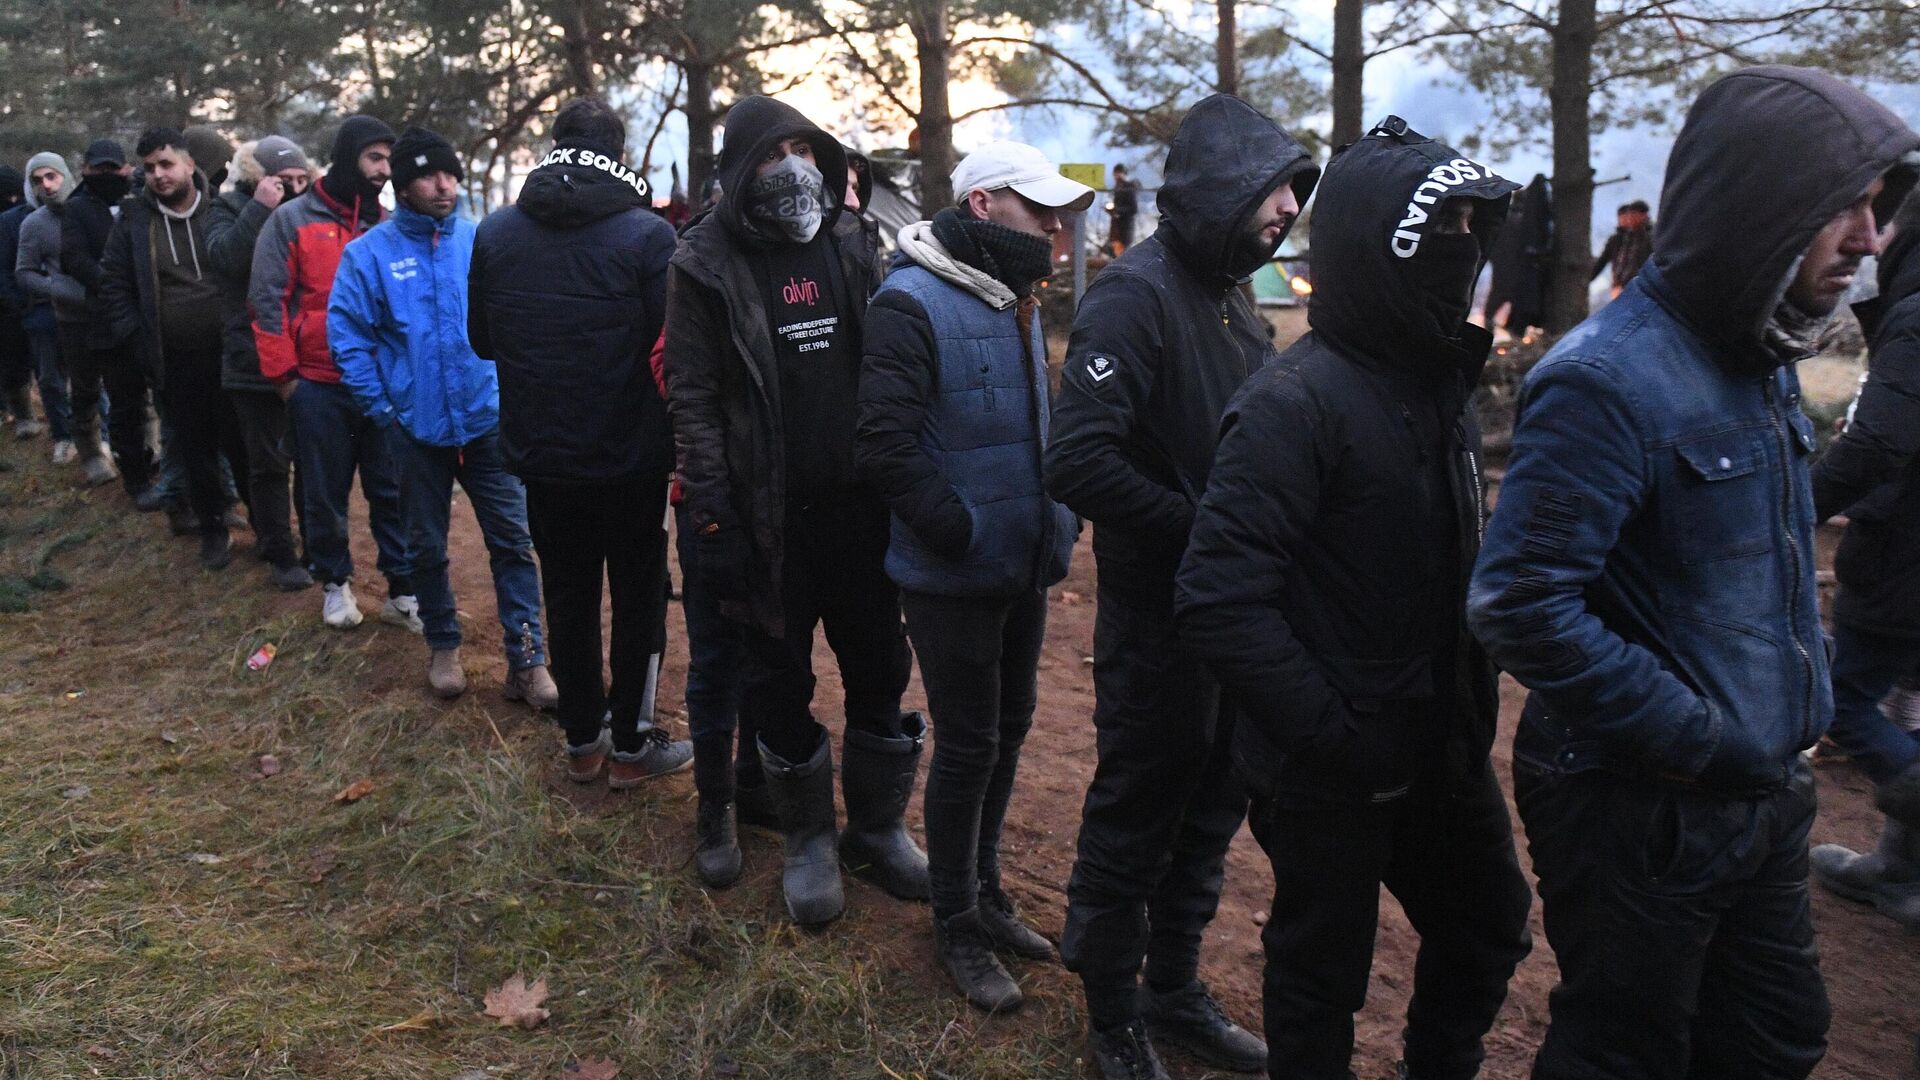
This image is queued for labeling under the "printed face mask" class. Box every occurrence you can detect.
[744,153,826,244]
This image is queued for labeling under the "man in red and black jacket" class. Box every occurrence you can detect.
[249,115,416,633]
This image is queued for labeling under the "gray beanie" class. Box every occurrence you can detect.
[252,135,309,176]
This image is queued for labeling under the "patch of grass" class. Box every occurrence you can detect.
[0,449,1103,1078]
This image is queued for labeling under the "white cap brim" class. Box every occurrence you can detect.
[1008,172,1096,212]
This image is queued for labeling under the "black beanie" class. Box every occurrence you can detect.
[390,127,463,189]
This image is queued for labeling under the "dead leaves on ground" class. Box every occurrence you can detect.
[561,1059,619,1079]
[333,777,375,803]
[482,972,551,1029]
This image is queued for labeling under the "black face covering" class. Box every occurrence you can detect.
[82,172,131,204]
[1411,232,1482,339]
[930,207,1054,296]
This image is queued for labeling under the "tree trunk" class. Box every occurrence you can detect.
[684,59,716,203]
[1546,0,1597,334]
[911,0,954,212]
[561,2,597,95]
[1332,0,1365,147]
[1216,0,1238,96]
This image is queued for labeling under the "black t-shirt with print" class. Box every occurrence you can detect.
[758,235,859,502]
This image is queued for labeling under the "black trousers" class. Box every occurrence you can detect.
[743,493,911,763]
[161,345,245,535]
[1060,581,1248,1027]
[228,388,300,567]
[1514,755,1829,1079]
[524,477,670,753]
[58,324,152,486]
[1248,759,1532,1080]
[902,586,1047,920]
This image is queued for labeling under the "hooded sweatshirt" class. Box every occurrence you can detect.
[468,136,676,484]
[14,152,84,323]
[99,169,238,380]
[1045,94,1318,595]
[1175,120,1518,799]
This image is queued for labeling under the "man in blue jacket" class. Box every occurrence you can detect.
[329,126,553,706]
[1469,67,1920,1079]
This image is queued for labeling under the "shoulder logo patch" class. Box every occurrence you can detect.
[1086,355,1115,383]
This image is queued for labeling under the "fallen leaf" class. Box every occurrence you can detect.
[561,1058,620,1079]
[187,852,225,865]
[85,1045,116,1060]
[256,754,282,778]
[1252,909,1269,926]
[372,1010,436,1034]
[65,689,84,700]
[303,846,340,884]
[481,973,550,1029]
[159,731,179,745]
[61,784,90,800]
[333,778,375,803]
[1059,589,1083,605]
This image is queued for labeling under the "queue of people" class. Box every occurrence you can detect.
[2,63,1917,1080]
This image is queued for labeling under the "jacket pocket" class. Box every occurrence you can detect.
[1673,432,1771,563]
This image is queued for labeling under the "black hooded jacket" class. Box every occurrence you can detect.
[56,176,122,348]
[1817,220,1920,637]
[1044,94,1317,599]
[662,95,868,635]
[1174,120,1517,801]
[468,138,675,486]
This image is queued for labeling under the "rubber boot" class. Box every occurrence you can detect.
[838,711,931,901]
[759,734,844,925]
[1812,818,1920,931]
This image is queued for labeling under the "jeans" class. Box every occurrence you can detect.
[285,378,411,592]
[392,426,544,667]
[902,587,1047,920]
[525,477,668,752]
[1513,756,1829,1079]
[1248,758,1532,1080]
[153,409,239,507]
[56,324,149,481]
[1826,620,1920,785]
[675,502,759,797]
[160,344,246,536]
[742,492,911,764]
[229,388,301,567]
[10,325,71,440]
[1060,579,1248,1028]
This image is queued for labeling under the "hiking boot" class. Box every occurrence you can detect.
[82,454,116,486]
[978,884,1054,960]
[736,779,780,831]
[198,530,233,570]
[1812,819,1920,931]
[1090,1020,1171,1080]
[760,734,845,925]
[428,648,468,699]
[132,484,168,512]
[50,438,77,464]
[503,663,559,710]
[14,418,45,439]
[565,729,610,784]
[838,711,930,901]
[167,505,197,536]
[1139,981,1267,1073]
[270,561,315,591]
[695,793,744,888]
[380,593,424,634]
[935,907,1024,1012]
[608,728,694,789]
[322,582,363,628]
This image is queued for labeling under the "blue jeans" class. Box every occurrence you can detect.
[1827,620,1920,784]
[153,411,239,506]
[24,326,71,440]
[392,426,544,667]
[286,378,411,591]
[675,502,756,795]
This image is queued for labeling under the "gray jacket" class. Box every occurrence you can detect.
[15,204,85,324]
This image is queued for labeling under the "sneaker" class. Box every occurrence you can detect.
[270,562,315,591]
[934,907,1024,1013]
[223,504,251,531]
[608,728,694,789]
[380,594,425,634]
[322,582,364,629]
[1090,1020,1171,1080]
[14,418,45,439]
[198,530,233,570]
[81,454,116,486]
[1139,981,1267,1074]
[503,663,559,710]
[428,648,468,699]
[978,884,1055,959]
[566,729,611,784]
[50,439,77,464]
[132,485,168,513]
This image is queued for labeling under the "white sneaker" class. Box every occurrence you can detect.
[50,439,77,464]
[380,594,424,634]
[13,418,45,439]
[322,582,364,629]
[1886,686,1920,734]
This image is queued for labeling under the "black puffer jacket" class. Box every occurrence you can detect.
[468,138,675,485]
[1044,94,1317,600]
[57,179,119,348]
[204,188,277,392]
[1175,119,1518,801]
[662,95,866,635]
[1818,221,1920,638]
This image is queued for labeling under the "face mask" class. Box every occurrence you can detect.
[1411,232,1482,338]
[743,153,826,244]
[83,172,131,204]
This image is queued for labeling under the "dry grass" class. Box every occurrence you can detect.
[0,445,1097,1079]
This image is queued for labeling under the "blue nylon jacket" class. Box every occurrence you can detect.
[328,203,498,446]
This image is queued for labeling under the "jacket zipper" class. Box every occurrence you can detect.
[1766,377,1816,749]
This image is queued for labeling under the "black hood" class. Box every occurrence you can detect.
[1307,116,1519,375]
[846,147,874,215]
[714,95,847,242]
[1652,65,1920,361]
[0,166,21,211]
[517,137,651,228]
[1156,93,1318,286]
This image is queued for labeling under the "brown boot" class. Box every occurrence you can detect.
[427,648,467,699]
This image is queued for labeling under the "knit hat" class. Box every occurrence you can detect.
[390,127,464,189]
[182,125,233,185]
[251,135,309,176]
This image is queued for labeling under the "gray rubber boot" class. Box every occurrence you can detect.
[759,734,844,925]
[1812,818,1920,931]
[838,711,931,901]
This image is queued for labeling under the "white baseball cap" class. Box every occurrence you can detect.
[951,141,1096,212]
